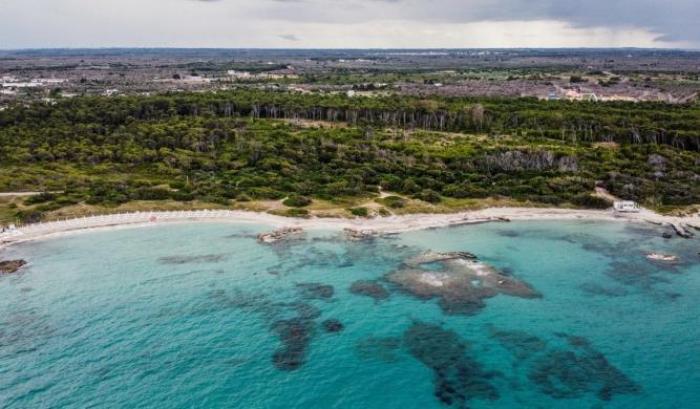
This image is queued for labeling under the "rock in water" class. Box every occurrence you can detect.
[0,260,27,274]
[343,228,380,241]
[296,283,335,300]
[387,251,540,315]
[322,319,344,333]
[349,280,390,301]
[257,227,304,244]
[404,322,500,406]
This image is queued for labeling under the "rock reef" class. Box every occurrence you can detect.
[157,254,226,265]
[489,327,640,402]
[271,318,314,371]
[321,319,344,333]
[404,322,500,407]
[257,227,304,244]
[349,280,390,301]
[387,252,540,315]
[296,283,335,300]
[0,259,27,274]
[355,336,402,363]
[343,228,381,241]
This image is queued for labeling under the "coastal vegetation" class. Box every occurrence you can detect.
[0,90,698,223]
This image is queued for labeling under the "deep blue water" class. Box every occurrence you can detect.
[1,221,699,408]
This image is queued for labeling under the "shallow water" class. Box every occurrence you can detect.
[1,221,699,408]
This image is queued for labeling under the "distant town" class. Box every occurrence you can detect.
[1,48,699,109]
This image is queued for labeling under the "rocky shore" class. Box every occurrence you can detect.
[0,259,27,274]
[0,207,698,249]
[257,227,304,244]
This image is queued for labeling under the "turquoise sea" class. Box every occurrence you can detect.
[1,220,699,408]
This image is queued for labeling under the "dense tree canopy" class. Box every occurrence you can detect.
[0,90,698,222]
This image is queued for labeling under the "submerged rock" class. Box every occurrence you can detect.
[321,319,344,333]
[257,227,304,244]
[646,253,679,263]
[349,280,390,301]
[488,326,548,360]
[295,283,335,300]
[343,228,381,241]
[0,260,27,274]
[157,254,226,265]
[387,251,539,315]
[528,348,640,401]
[489,326,641,402]
[404,322,500,407]
[271,318,314,371]
[355,336,402,363]
[579,283,629,298]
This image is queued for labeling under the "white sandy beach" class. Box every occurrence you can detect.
[1,207,698,249]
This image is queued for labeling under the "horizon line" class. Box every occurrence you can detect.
[2,46,700,52]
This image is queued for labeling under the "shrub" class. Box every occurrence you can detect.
[172,191,195,201]
[134,187,171,201]
[24,192,55,205]
[382,196,406,209]
[15,210,43,224]
[414,189,442,203]
[283,195,312,207]
[571,194,612,209]
[202,195,230,206]
[285,208,309,217]
[349,207,369,217]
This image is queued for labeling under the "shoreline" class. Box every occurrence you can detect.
[1,207,698,249]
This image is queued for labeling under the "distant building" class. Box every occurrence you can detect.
[614,201,640,213]
[547,91,560,101]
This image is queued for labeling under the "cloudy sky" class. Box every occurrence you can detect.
[1,0,697,49]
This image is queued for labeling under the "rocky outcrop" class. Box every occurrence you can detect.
[0,260,27,274]
[257,227,304,244]
[647,154,667,170]
[476,151,578,173]
[387,251,540,315]
[404,251,478,265]
[343,228,381,241]
[670,223,694,239]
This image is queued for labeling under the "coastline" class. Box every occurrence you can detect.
[1,207,698,250]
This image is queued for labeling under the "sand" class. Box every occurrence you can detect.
[1,207,698,249]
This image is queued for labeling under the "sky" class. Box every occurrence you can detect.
[0,0,697,49]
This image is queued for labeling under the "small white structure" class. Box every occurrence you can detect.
[614,201,640,213]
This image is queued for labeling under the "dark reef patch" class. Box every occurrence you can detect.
[223,232,259,240]
[529,348,640,401]
[321,319,344,333]
[205,287,325,371]
[579,283,630,298]
[488,326,547,360]
[404,322,500,407]
[489,326,640,402]
[355,336,402,363]
[497,230,521,238]
[349,280,390,301]
[271,318,314,371]
[158,254,227,265]
[295,282,335,300]
[290,302,322,321]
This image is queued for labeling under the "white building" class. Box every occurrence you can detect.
[614,201,640,213]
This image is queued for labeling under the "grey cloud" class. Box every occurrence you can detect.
[279,34,301,41]
[254,0,700,45]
